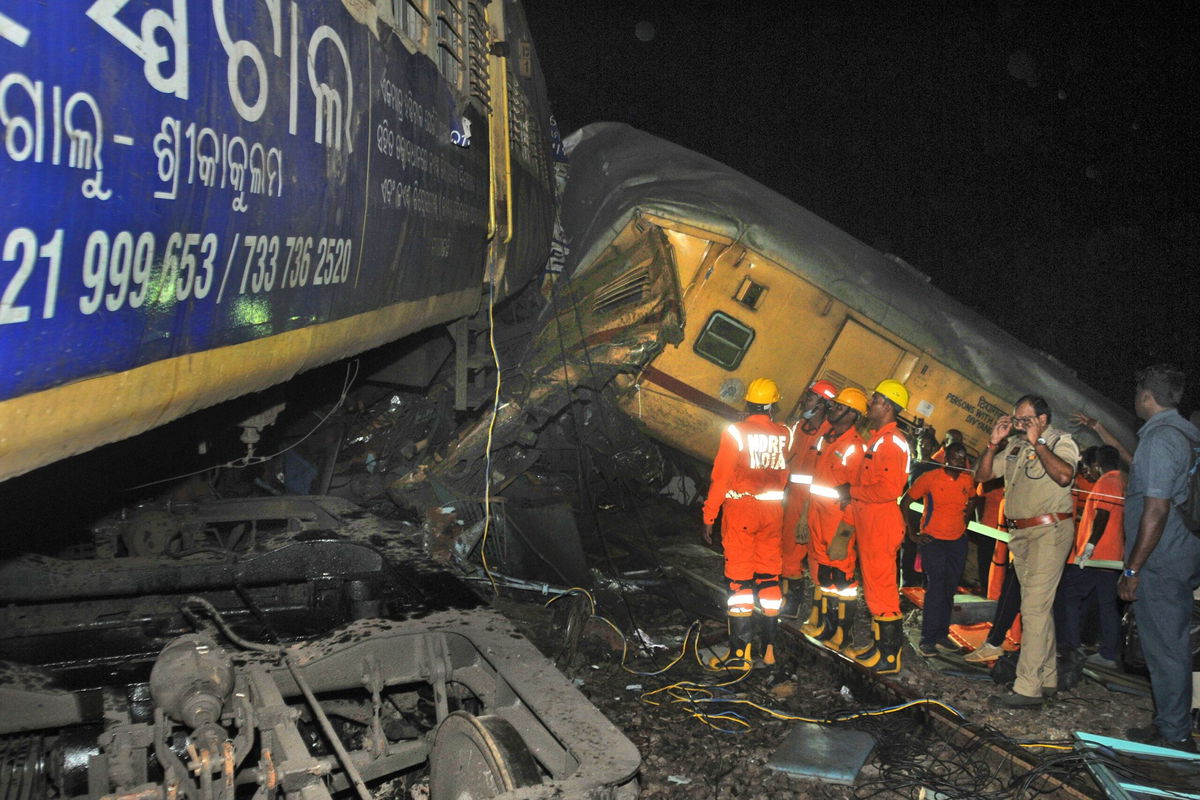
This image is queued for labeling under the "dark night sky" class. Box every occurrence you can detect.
[522,1,1199,414]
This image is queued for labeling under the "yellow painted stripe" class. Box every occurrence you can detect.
[0,287,479,482]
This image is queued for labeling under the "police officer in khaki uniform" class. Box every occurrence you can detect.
[975,394,1079,708]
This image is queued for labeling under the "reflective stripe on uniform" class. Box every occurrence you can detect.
[840,444,858,467]
[790,473,814,485]
[725,489,786,501]
[727,591,755,612]
[809,484,841,499]
[726,424,744,451]
[892,433,911,473]
[759,596,784,611]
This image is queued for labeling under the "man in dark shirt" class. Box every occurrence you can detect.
[1119,364,1200,752]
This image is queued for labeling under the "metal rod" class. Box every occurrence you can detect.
[281,654,373,800]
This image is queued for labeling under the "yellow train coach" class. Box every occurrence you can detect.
[546,123,1134,461]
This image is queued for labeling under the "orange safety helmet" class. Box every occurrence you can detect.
[833,387,869,415]
[745,378,782,405]
[809,379,838,400]
[873,379,910,410]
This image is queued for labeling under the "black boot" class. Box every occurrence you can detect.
[829,598,858,654]
[757,614,779,666]
[800,590,829,638]
[856,614,904,674]
[709,615,754,670]
[815,592,841,645]
[798,585,823,631]
[782,578,807,619]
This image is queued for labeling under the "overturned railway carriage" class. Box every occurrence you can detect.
[0,0,556,481]
[548,123,1135,459]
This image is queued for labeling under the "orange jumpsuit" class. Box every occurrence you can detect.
[850,421,911,616]
[781,420,828,580]
[703,414,791,616]
[807,426,865,587]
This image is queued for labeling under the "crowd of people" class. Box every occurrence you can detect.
[701,364,1200,753]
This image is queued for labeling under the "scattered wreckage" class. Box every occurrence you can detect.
[0,497,639,800]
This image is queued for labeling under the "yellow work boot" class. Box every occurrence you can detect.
[799,591,829,638]
[708,615,754,671]
[797,584,821,626]
[855,615,904,674]
[782,577,808,619]
[844,616,879,659]
[824,598,857,653]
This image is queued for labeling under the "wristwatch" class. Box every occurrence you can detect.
[1122,568,1138,578]
[1035,436,1047,446]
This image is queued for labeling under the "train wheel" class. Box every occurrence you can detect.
[428,711,542,800]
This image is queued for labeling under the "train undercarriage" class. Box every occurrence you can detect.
[0,497,639,800]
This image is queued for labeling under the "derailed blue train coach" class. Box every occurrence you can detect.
[0,0,556,481]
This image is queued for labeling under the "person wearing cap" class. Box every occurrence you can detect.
[702,378,792,670]
[976,394,1079,709]
[781,379,839,617]
[842,379,913,674]
[800,387,867,652]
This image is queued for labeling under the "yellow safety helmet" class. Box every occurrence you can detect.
[744,378,782,405]
[833,387,869,415]
[873,379,910,410]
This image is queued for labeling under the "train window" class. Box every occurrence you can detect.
[436,0,466,91]
[694,312,755,370]
[392,0,430,48]
[733,277,768,310]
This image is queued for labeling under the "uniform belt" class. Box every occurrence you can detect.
[726,490,785,501]
[1006,512,1072,530]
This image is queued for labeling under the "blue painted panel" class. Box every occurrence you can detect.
[0,1,490,401]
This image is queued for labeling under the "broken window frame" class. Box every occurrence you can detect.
[694,311,755,371]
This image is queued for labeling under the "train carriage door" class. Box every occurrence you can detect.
[794,318,918,417]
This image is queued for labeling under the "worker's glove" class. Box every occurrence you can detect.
[795,517,810,545]
[827,522,854,560]
[835,483,852,508]
[1074,542,1095,567]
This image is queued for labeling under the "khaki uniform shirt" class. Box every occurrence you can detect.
[1001,425,1079,519]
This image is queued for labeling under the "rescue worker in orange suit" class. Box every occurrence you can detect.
[781,379,839,616]
[1055,445,1125,669]
[903,442,978,656]
[841,379,912,673]
[800,387,868,653]
[702,378,791,669]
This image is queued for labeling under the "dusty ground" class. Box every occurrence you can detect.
[482,497,1163,799]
